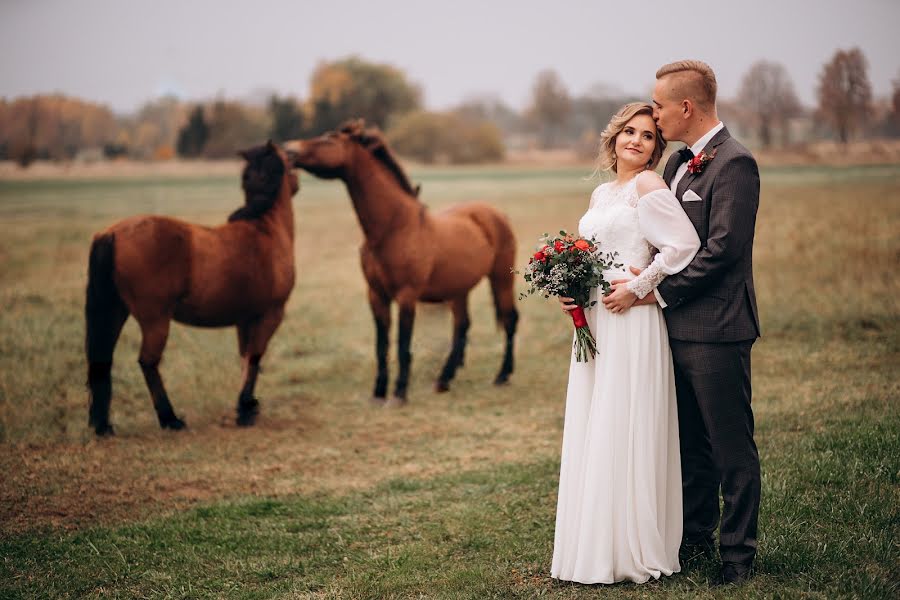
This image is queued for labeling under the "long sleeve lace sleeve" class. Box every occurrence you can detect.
[626,188,701,299]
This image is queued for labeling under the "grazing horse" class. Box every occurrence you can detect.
[284,120,518,407]
[84,141,298,435]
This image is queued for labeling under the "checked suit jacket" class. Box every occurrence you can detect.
[657,126,761,343]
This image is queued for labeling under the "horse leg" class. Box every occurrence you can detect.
[235,308,284,426]
[137,317,185,430]
[367,287,391,405]
[435,295,470,393]
[490,276,519,386]
[387,289,417,407]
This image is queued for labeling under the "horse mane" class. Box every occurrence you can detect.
[339,120,421,199]
[228,141,287,222]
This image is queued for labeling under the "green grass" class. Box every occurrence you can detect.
[0,163,898,598]
[1,402,896,598]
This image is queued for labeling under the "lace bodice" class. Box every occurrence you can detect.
[578,176,701,299]
[579,178,654,273]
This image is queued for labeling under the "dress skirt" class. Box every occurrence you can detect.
[550,283,683,584]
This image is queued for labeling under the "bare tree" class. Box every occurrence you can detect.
[887,71,900,138]
[528,69,571,149]
[737,60,802,148]
[817,48,873,143]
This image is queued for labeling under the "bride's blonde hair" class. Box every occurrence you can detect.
[595,102,666,174]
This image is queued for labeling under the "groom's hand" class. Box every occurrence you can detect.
[602,282,637,313]
[603,266,656,311]
[624,266,658,306]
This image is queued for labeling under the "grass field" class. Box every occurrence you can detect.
[0,163,898,598]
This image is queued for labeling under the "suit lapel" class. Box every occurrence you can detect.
[663,153,680,187]
[676,168,698,199]
[675,126,732,199]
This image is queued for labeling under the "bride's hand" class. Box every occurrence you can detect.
[558,296,577,313]
[601,282,637,314]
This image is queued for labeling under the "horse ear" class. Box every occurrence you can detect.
[266,139,276,151]
[237,148,251,160]
[361,128,385,151]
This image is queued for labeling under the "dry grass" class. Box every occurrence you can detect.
[0,163,898,540]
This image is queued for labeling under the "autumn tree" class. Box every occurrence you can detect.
[307,56,421,133]
[131,96,186,158]
[528,69,571,149]
[0,95,117,165]
[737,60,802,147]
[203,100,269,159]
[388,111,505,164]
[454,95,525,135]
[4,98,41,166]
[817,48,873,143]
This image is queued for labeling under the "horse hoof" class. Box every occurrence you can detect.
[369,396,387,406]
[434,380,450,393]
[236,412,257,427]
[384,396,407,409]
[162,417,187,431]
[94,424,115,436]
[493,375,510,386]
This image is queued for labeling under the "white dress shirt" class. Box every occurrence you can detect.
[654,121,725,308]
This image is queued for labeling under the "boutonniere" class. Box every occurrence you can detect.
[687,148,717,174]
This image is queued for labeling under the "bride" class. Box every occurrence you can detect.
[551,102,700,584]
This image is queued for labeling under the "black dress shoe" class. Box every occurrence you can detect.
[711,561,754,586]
[679,537,716,563]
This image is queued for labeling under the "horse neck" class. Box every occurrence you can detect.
[262,184,295,242]
[343,149,419,245]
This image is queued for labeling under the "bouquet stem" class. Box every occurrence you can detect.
[570,306,597,362]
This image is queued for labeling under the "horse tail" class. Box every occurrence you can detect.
[483,211,516,321]
[483,209,518,384]
[85,232,128,434]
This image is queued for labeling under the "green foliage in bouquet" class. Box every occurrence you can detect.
[518,230,621,307]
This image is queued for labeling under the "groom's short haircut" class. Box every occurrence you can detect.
[656,60,717,113]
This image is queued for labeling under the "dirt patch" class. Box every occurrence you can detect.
[0,398,561,534]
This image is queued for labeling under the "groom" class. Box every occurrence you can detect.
[607,60,762,586]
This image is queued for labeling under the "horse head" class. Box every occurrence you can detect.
[284,120,420,197]
[283,119,371,179]
[228,140,298,222]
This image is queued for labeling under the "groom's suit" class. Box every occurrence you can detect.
[657,126,761,567]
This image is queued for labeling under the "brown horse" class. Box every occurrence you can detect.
[284,120,518,407]
[85,141,298,435]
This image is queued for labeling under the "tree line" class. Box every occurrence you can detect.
[1,48,898,167]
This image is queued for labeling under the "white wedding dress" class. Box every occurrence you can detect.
[551,175,700,584]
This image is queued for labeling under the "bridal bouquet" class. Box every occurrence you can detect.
[519,231,620,362]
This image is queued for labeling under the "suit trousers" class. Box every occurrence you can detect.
[670,338,760,565]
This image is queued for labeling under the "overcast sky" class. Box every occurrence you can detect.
[1,0,898,115]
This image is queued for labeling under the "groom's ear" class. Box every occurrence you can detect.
[681,99,694,118]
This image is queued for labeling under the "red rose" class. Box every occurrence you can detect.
[574,239,590,251]
[554,240,565,252]
[533,251,546,262]
[687,148,716,174]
